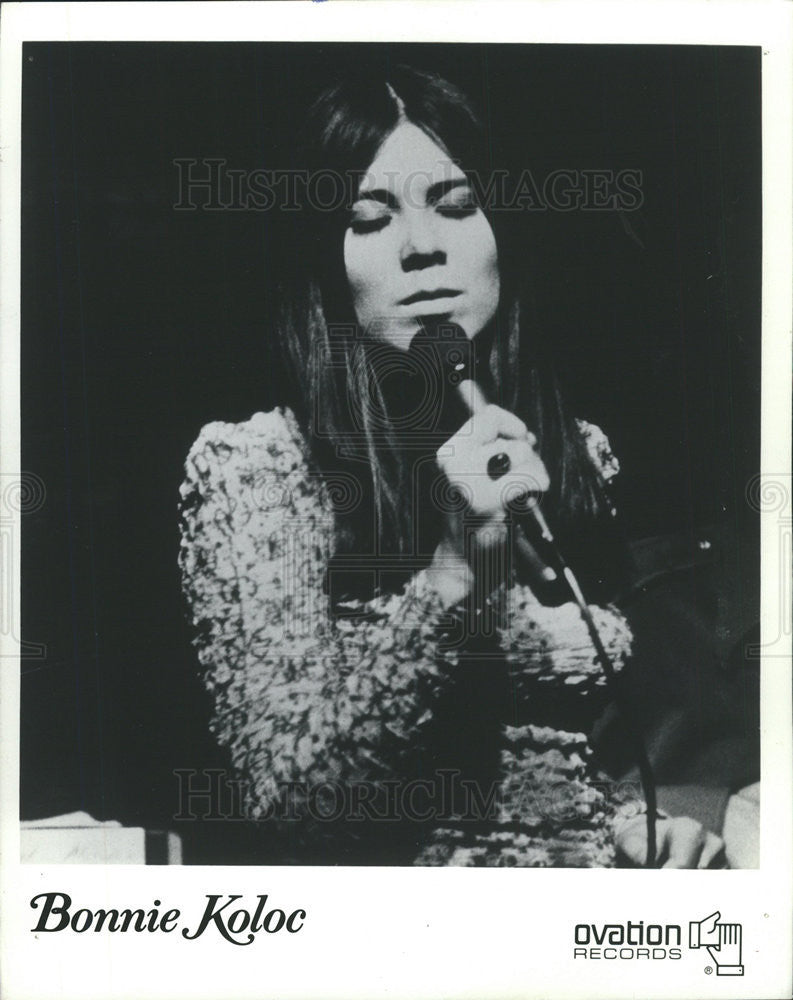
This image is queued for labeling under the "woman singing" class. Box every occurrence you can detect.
[179,64,725,867]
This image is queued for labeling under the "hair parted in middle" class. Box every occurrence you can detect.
[272,63,622,601]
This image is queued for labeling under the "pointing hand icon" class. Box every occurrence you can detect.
[689,911,744,976]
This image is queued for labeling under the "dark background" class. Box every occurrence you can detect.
[21,44,761,854]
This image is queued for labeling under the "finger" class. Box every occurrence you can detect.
[484,438,534,473]
[482,440,549,495]
[455,441,546,502]
[614,815,650,866]
[697,832,727,869]
[722,923,741,946]
[662,817,706,869]
[468,405,531,445]
[499,461,551,498]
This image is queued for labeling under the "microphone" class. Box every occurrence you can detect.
[409,319,557,557]
[410,318,660,866]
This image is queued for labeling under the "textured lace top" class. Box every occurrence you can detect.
[179,407,633,866]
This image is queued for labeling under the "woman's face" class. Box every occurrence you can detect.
[344,121,500,351]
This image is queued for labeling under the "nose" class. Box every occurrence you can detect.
[400,210,446,272]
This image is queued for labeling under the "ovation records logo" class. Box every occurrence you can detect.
[573,911,744,976]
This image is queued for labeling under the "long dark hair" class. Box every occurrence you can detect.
[273,64,625,601]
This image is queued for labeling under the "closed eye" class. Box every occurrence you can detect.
[436,204,478,219]
[436,192,479,218]
[349,215,391,235]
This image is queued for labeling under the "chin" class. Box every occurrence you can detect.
[382,324,421,352]
[414,310,477,339]
[454,313,490,340]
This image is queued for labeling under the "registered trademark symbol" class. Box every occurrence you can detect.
[704,966,713,975]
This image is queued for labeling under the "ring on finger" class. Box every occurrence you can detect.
[487,452,511,480]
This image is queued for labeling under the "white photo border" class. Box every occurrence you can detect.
[1,3,790,999]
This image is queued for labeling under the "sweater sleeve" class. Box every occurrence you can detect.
[178,407,459,823]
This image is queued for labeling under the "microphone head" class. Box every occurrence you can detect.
[408,318,481,389]
[403,319,478,437]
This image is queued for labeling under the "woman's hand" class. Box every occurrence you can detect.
[427,404,551,605]
[436,403,549,545]
[616,814,727,869]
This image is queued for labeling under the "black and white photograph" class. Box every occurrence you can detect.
[1,3,791,999]
[18,36,764,869]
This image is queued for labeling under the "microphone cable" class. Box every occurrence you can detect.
[412,318,660,868]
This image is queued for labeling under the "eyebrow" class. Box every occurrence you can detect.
[355,177,472,208]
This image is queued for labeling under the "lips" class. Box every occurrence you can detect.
[399,288,462,306]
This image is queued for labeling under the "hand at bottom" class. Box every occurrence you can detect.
[617,814,727,869]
